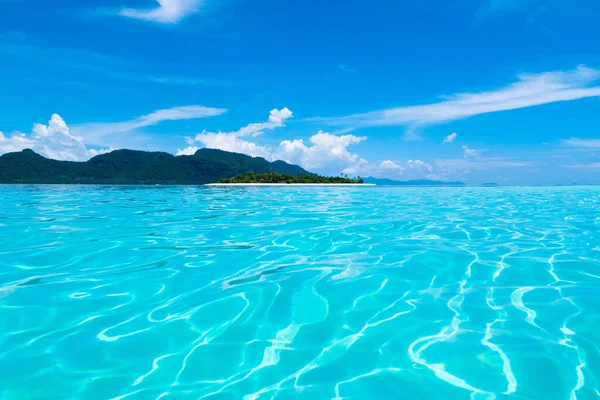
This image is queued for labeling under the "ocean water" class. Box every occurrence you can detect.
[0,185,599,400]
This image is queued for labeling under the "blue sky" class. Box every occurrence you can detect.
[1,0,600,184]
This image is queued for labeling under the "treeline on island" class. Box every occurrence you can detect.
[218,172,363,184]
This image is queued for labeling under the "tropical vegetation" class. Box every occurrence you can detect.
[218,172,363,184]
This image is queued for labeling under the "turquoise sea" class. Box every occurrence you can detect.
[1,185,599,400]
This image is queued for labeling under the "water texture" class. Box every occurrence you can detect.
[0,185,599,399]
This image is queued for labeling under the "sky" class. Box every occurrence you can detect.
[1,0,600,184]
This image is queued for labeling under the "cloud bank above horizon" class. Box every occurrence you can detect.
[2,66,600,182]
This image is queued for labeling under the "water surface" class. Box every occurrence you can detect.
[0,186,599,399]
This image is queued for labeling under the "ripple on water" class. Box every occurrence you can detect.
[0,186,599,399]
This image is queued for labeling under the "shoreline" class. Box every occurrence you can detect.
[206,183,376,187]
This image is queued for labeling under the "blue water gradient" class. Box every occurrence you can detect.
[0,186,599,399]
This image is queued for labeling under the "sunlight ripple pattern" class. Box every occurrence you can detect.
[0,185,599,399]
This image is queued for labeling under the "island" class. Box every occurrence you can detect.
[212,172,366,185]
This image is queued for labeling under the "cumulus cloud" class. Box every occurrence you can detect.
[276,131,367,170]
[118,0,202,24]
[379,160,405,171]
[176,146,200,156]
[343,159,405,177]
[341,158,440,179]
[407,159,434,173]
[181,108,367,172]
[462,145,480,158]
[194,132,271,158]
[183,108,292,159]
[192,129,366,170]
[443,132,457,143]
[0,114,112,161]
[174,106,533,181]
[317,66,600,138]
[341,158,371,176]
[0,132,35,155]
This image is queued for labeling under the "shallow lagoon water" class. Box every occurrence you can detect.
[0,185,599,399]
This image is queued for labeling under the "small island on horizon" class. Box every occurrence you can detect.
[216,172,364,184]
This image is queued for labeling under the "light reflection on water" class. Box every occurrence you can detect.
[0,185,599,399]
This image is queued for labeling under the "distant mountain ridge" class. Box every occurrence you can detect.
[0,148,310,184]
[363,177,465,186]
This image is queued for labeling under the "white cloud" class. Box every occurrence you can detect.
[183,108,366,172]
[175,107,532,180]
[561,138,600,148]
[277,131,367,170]
[195,132,271,158]
[407,159,434,173]
[176,146,200,156]
[317,66,600,136]
[235,108,293,137]
[564,162,600,169]
[72,105,226,146]
[119,0,202,24]
[443,132,457,143]
[341,158,371,176]
[342,158,438,179]
[379,160,405,171]
[195,128,367,171]
[0,114,111,161]
[189,108,291,159]
[0,132,35,155]
[140,106,225,125]
[463,145,480,158]
[343,159,405,177]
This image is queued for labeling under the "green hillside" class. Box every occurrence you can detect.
[0,148,311,184]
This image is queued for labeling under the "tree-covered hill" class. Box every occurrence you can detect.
[0,148,311,184]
